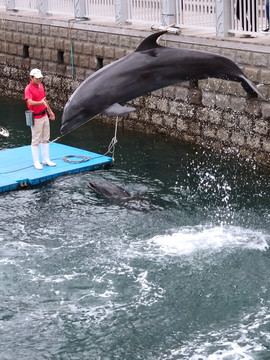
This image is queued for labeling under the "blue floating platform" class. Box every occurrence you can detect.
[0,143,113,193]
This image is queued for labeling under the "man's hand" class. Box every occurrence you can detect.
[49,111,56,121]
[43,98,56,120]
[42,97,48,107]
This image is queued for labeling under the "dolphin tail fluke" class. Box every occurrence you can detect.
[240,76,265,99]
[101,103,136,117]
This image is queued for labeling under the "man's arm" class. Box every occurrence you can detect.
[43,98,56,121]
[26,98,47,107]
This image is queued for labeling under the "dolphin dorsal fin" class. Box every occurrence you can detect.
[135,31,167,52]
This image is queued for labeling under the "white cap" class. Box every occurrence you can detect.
[30,68,43,78]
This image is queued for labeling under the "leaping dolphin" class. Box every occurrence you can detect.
[61,31,264,134]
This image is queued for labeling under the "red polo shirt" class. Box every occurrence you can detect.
[25,82,47,119]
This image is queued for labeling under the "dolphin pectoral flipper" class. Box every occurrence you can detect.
[101,103,136,116]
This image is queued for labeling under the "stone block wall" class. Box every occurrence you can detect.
[0,12,269,165]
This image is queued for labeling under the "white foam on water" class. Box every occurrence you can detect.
[0,257,16,265]
[135,270,165,306]
[99,290,118,298]
[29,270,86,284]
[166,304,270,360]
[8,240,46,252]
[151,225,269,256]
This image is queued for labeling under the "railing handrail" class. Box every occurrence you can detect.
[1,1,269,37]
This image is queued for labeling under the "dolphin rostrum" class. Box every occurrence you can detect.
[61,31,264,134]
[87,180,131,200]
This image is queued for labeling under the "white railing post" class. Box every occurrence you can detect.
[74,0,86,19]
[216,0,232,37]
[37,0,49,17]
[161,0,176,26]
[6,0,16,11]
[115,0,128,25]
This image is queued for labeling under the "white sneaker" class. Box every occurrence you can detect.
[261,28,269,34]
[34,161,43,170]
[31,145,43,170]
[41,143,56,166]
[43,159,56,166]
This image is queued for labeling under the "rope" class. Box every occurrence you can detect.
[51,113,100,143]
[0,156,61,175]
[63,155,90,163]
[103,116,119,160]
[51,116,120,160]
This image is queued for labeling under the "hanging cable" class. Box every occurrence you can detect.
[68,17,90,77]
[68,19,75,77]
[103,116,119,160]
[51,113,101,143]
[51,115,119,161]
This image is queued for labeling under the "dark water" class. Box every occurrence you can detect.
[0,98,270,360]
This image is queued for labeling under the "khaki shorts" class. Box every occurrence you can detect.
[31,114,50,146]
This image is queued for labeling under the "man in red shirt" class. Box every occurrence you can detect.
[25,68,56,170]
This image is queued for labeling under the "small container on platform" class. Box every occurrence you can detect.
[25,110,34,126]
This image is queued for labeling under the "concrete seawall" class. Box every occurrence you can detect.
[0,11,270,166]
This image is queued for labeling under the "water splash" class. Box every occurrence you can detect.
[166,304,270,359]
[151,225,269,256]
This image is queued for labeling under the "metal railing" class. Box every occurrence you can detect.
[128,0,161,24]
[86,0,115,19]
[176,0,216,29]
[48,0,74,15]
[230,0,269,34]
[13,0,38,11]
[1,1,269,36]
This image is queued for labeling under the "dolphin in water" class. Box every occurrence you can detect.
[87,179,164,211]
[87,180,132,200]
[61,30,264,134]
